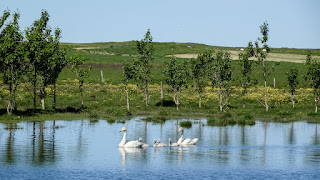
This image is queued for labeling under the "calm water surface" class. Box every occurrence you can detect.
[0,117,319,179]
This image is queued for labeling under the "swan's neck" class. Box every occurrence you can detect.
[169,139,171,146]
[119,131,127,146]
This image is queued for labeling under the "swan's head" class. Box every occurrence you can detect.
[138,138,142,142]
[120,127,127,132]
[169,138,172,144]
[158,139,161,143]
[178,127,184,132]
[153,139,157,144]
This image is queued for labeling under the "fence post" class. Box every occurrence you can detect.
[101,71,104,83]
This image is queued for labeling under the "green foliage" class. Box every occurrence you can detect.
[155,99,175,107]
[163,56,189,109]
[305,52,320,91]
[24,10,67,110]
[0,11,26,114]
[142,116,166,124]
[180,121,192,128]
[133,29,154,106]
[163,56,189,92]
[190,49,213,107]
[69,55,90,83]
[238,42,256,108]
[208,51,232,112]
[123,63,135,84]
[254,21,274,112]
[287,68,299,94]
[0,10,10,28]
[69,55,91,107]
[305,52,320,112]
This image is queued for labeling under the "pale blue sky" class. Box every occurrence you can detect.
[1,0,319,48]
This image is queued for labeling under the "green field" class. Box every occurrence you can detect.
[1,41,320,123]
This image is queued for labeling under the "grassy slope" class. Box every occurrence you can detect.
[60,41,316,87]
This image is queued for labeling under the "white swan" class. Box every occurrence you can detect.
[168,138,179,146]
[138,138,150,147]
[119,127,143,148]
[153,139,166,147]
[153,139,158,147]
[157,139,167,147]
[178,127,198,146]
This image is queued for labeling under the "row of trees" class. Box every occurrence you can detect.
[124,23,320,113]
[0,10,86,115]
[1,10,319,115]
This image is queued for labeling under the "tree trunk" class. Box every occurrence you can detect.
[263,61,269,112]
[33,64,37,110]
[161,81,163,101]
[41,98,45,110]
[199,91,202,108]
[265,81,268,112]
[13,87,17,111]
[176,91,180,110]
[315,96,319,113]
[40,88,45,110]
[79,83,84,108]
[7,100,12,115]
[80,88,84,108]
[125,86,130,111]
[144,86,148,106]
[53,81,56,110]
[219,88,223,112]
[242,87,246,109]
[291,92,295,108]
[7,82,13,115]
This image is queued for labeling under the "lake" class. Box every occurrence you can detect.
[0,117,319,179]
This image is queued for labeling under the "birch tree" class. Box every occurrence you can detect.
[25,10,50,110]
[69,55,90,108]
[209,51,232,112]
[25,11,66,110]
[238,42,255,108]
[190,50,212,108]
[0,11,26,114]
[287,68,299,108]
[163,57,189,110]
[49,29,67,110]
[134,29,154,106]
[123,63,135,111]
[305,52,320,113]
[254,22,273,112]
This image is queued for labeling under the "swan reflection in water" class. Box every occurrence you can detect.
[119,147,146,166]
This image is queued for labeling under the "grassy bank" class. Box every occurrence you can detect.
[0,42,320,124]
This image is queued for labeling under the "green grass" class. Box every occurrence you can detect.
[1,42,320,124]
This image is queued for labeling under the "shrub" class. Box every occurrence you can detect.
[180,121,192,128]
[155,99,175,107]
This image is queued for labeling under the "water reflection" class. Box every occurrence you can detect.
[31,121,57,165]
[0,119,319,179]
[119,148,146,166]
[313,124,319,145]
[5,125,15,164]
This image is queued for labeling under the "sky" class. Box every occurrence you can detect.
[0,0,319,49]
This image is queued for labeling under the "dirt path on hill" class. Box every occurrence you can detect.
[168,51,320,63]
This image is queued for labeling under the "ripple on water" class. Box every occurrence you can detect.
[0,119,319,179]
